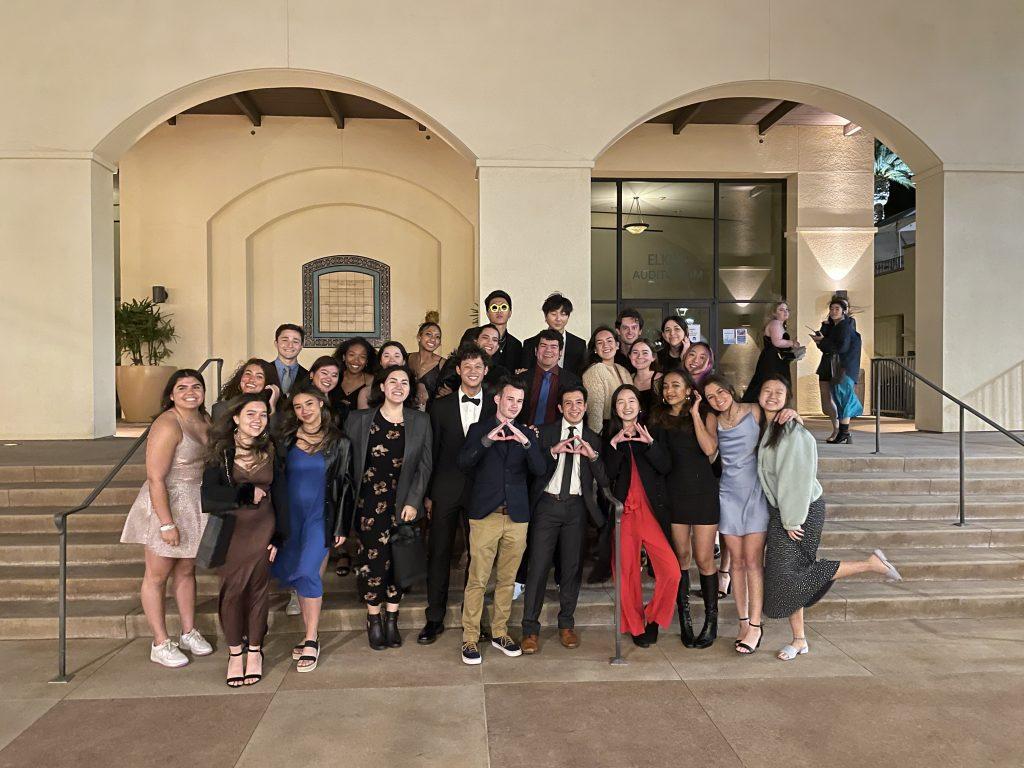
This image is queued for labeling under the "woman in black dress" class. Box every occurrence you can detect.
[657,316,690,372]
[742,301,803,402]
[339,364,432,650]
[628,338,662,416]
[649,369,720,648]
[333,337,377,412]
[409,318,446,408]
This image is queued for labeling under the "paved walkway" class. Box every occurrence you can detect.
[3,618,1023,767]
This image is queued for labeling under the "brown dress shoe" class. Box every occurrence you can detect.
[521,634,539,654]
[559,628,580,649]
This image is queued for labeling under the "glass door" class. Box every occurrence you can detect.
[630,301,713,349]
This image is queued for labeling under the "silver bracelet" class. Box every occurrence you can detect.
[159,522,177,532]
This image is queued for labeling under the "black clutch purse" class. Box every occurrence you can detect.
[391,523,428,589]
[196,512,236,569]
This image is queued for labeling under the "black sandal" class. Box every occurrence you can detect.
[717,570,732,599]
[295,638,319,673]
[225,650,245,688]
[335,552,352,577]
[243,646,264,685]
[736,623,763,655]
[734,617,749,648]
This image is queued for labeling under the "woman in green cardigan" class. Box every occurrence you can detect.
[756,375,903,660]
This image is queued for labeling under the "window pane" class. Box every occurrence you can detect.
[591,302,618,334]
[716,302,775,398]
[718,182,784,302]
[591,182,617,301]
[621,182,714,299]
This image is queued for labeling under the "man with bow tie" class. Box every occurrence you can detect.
[417,344,495,646]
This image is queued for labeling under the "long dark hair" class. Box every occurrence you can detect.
[757,375,794,450]
[583,325,620,371]
[648,368,699,430]
[159,369,208,416]
[205,393,272,467]
[367,364,418,408]
[606,383,643,440]
[377,340,411,368]
[333,337,379,375]
[629,337,659,372]
[701,373,738,413]
[218,358,280,401]
[683,341,715,386]
[279,383,343,453]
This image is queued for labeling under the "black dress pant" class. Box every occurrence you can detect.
[424,499,471,624]
[522,494,587,635]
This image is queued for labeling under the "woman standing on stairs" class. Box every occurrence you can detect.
[649,369,721,649]
[756,375,903,661]
[202,394,288,687]
[339,365,432,651]
[120,369,215,668]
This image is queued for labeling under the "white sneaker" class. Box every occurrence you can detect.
[512,582,525,601]
[179,628,213,656]
[286,590,301,616]
[150,639,189,668]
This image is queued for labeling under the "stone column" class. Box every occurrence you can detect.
[477,162,593,341]
[0,157,115,438]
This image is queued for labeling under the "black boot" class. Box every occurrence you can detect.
[384,610,402,648]
[693,573,718,649]
[643,622,659,645]
[366,613,387,651]
[677,571,696,647]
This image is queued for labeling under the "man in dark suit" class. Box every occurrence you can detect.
[417,345,495,645]
[457,376,546,665]
[272,323,309,395]
[520,292,587,375]
[614,307,644,374]
[520,384,611,654]
[521,329,582,427]
[482,289,523,373]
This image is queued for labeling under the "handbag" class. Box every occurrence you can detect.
[391,523,428,589]
[196,512,236,569]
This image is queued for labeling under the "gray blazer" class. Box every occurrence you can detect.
[344,406,433,525]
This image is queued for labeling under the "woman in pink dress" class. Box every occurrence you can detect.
[121,369,214,668]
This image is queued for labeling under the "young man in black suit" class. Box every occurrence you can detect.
[483,289,523,373]
[520,292,587,375]
[272,323,309,396]
[417,345,494,645]
[520,384,611,654]
[614,307,644,373]
[457,376,546,665]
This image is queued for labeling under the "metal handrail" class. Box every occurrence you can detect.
[870,356,1024,528]
[50,358,222,683]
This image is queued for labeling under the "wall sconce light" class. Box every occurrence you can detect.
[152,285,168,304]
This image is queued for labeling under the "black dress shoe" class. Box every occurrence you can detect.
[587,568,611,584]
[417,621,445,645]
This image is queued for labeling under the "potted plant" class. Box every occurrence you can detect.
[114,298,178,422]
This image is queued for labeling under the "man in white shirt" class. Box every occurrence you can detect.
[418,345,494,645]
[520,384,611,654]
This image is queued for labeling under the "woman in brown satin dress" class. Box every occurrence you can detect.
[202,394,288,687]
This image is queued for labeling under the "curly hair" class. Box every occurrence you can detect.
[218,358,280,401]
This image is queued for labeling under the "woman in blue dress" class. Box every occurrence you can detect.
[702,373,801,655]
[271,383,353,672]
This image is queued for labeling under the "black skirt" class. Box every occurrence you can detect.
[763,497,839,618]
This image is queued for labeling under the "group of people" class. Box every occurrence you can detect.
[120,289,893,685]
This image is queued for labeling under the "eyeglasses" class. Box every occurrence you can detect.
[488,303,510,313]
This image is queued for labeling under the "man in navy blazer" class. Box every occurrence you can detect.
[456,375,545,665]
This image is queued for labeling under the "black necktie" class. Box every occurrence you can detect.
[461,394,480,406]
[559,425,576,499]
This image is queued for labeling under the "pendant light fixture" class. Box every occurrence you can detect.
[622,195,649,234]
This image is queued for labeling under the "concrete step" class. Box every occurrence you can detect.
[4,578,1024,640]
[0,464,147,484]
[0,506,130,534]
[814,546,1024,581]
[827,495,1024,522]
[817,455,1024,474]
[820,473,1024,496]
[0,481,141,508]
[0,533,142,565]
[822,519,1024,548]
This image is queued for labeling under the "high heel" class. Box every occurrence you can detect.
[693,573,718,649]
[225,649,245,688]
[717,569,732,599]
[243,645,264,685]
[735,623,763,655]
[384,610,402,648]
[367,613,387,651]
[334,551,352,577]
[676,571,696,647]
[827,425,852,444]
[734,617,749,648]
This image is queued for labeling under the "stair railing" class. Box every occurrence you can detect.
[870,357,1024,527]
[49,358,222,683]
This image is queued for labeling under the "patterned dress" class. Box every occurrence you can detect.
[355,410,405,606]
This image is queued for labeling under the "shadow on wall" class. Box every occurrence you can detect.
[960,359,1024,432]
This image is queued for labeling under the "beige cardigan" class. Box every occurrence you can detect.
[582,362,632,433]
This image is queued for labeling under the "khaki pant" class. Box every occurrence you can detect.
[462,511,528,643]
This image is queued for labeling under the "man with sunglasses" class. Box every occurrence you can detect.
[480,290,522,373]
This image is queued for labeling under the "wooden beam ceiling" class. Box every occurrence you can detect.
[757,100,799,135]
[230,92,262,127]
[672,103,703,135]
[318,89,345,129]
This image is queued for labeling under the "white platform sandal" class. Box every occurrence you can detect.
[777,638,809,661]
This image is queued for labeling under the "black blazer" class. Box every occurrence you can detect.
[521,365,582,426]
[602,428,672,531]
[496,331,524,373]
[200,446,291,547]
[428,392,496,508]
[271,434,354,547]
[521,330,587,376]
[530,421,611,527]
[343,407,432,530]
[458,416,546,523]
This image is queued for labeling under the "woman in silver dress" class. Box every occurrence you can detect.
[120,369,214,668]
